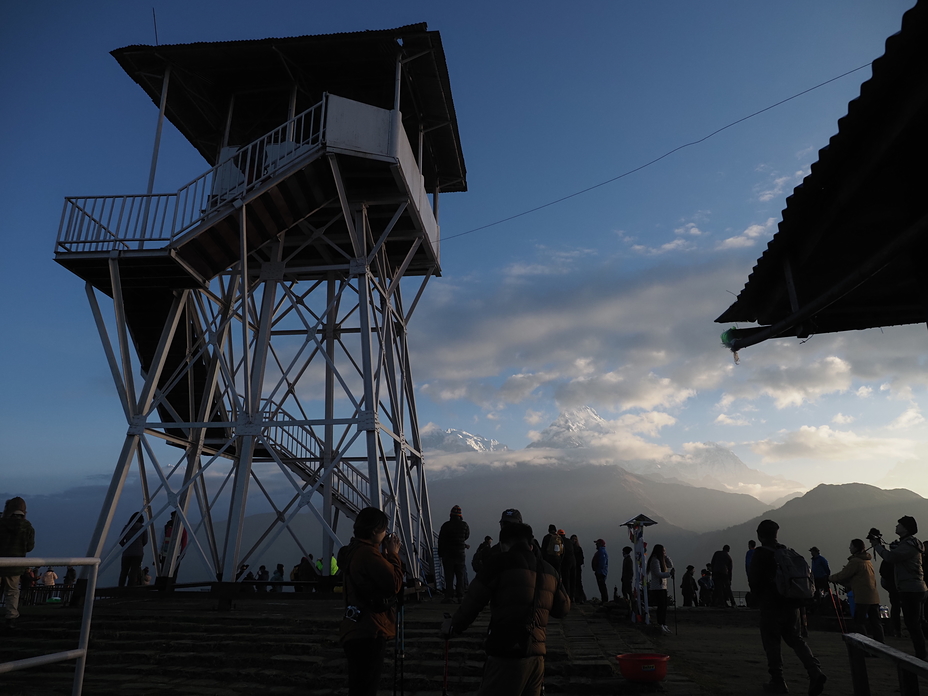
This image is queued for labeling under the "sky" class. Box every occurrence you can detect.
[2,0,926,499]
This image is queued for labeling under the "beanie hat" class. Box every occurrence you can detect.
[450,505,462,518]
[548,524,557,534]
[557,529,566,536]
[3,497,26,517]
[899,515,918,535]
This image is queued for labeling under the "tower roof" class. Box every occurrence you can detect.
[112,23,467,193]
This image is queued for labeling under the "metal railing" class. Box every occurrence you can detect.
[0,556,100,696]
[844,632,928,695]
[262,407,370,515]
[57,194,176,252]
[57,97,327,253]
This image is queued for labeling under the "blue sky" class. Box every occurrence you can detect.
[2,1,925,497]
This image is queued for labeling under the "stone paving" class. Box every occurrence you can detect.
[2,594,919,695]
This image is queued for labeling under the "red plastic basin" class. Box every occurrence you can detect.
[615,653,670,682]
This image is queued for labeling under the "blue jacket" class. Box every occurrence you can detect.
[811,555,831,579]
[592,547,608,578]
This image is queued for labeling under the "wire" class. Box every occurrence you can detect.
[443,62,873,242]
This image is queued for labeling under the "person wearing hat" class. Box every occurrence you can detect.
[872,515,927,659]
[808,546,831,598]
[591,539,609,604]
[0,497,35,628]
[437,505,470,603]
[442,522,570,696]
[681,565,698,607]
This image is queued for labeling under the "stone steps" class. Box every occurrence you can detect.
[0,596,691,695]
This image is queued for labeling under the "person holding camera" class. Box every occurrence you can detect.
[828,538,884,643]
[870,517,927,659]
[338,507,404,696]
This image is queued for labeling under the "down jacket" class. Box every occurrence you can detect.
[437,517,470,561]
[874,535,927,593]
[451,541,570,657]
[829,551,880,605]
[0,513,35,577]
[338,538,404,644]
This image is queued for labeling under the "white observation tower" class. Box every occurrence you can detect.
[53,24,467,585]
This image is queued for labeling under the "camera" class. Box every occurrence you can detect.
[345,605,362,622]
[866,527,883,544]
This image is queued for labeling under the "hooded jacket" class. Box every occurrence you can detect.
[338,537,404,643]
[437,516,470,561]
[451,540,570,657]
[0,513,35,577]
[829,551,880,605]
[874,535,927,593]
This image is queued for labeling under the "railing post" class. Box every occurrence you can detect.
[845,639,871,696]
[898,665,921,696]
[71,560,99,696]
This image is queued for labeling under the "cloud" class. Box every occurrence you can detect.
[752,425,919,462]
[423,434,674,474]
[503,246,597,279]
[755,169,806,202]
[555,370,695,411]
[524,409,547,426]
[831,413,854,425]
[716,217,777,250]
[411,254,745,415]
[889,406,925,430]
[631,237,693,255]
[721,353,853,408]
[674,222,704,236]
[715,413,749,426]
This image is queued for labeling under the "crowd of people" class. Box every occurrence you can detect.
[7,491,928,696]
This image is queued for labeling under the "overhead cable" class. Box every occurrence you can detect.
[443,62,873,242]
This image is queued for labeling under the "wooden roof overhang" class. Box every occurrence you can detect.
[716,1,928,352]
[111,22,467,194]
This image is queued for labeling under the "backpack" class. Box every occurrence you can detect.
[773,546,814,600]
[542,533,564,560]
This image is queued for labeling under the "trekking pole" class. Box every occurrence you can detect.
[672,571,678,635]
[829,582,847,634]
[393,611,399,696]
[398,603,406,696]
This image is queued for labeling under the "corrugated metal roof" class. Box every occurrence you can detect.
[716,0,928,350]
[111,23,467,193]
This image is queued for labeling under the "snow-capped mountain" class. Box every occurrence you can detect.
[420,424,510,454]
[525,407,803,502]
[525,405,611,449]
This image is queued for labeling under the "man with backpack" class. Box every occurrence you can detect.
[748,519,826,695]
